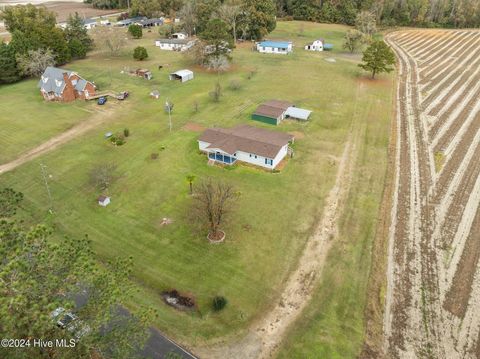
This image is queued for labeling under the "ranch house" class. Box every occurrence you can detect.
[155,38,195,51]
[256,41,293,54]
[305,39,324,51]
[38,67,96,102]
[198,124,294,169]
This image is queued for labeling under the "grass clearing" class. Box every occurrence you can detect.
[0,21,392,354]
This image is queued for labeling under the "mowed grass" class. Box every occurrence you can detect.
[0,80,95,164]
[0,21,393,353]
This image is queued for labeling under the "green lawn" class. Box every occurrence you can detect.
[0,21,393,355]
[0,80,95,164]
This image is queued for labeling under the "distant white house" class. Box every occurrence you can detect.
[172,32,187,39]
[305,39,324,51]
[83,18,97,30]
[98,195,110,207]
[198,125,294,169]
[155,38,195,51]
[100,19,111,26]
[256,41,293,54]
[169,69,194,82]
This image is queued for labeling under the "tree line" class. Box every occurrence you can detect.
[0,5,93,84]
[275,0,480,28]
[87,0,480,28]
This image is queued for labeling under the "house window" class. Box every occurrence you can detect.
[255,155,257,159]
[249,154,252,157]
[234,153,237,157]
[265,158,273,166]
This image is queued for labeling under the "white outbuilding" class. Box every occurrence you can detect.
[98,195,110,207]
[305,39,324,51]
[172,32,188,39]
[285,107,312,121]
[169,69,194,83]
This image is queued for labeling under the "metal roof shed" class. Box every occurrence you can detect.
[285,107,312,121]
[169,69,194,82]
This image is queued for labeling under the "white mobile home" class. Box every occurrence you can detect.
[198,125,294,169]
[305,39,324,51]
[155,38,195,51]
[256,41,293,54]
[172,32,188,39]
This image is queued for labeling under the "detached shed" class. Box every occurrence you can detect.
[169,69,194,82]
[98,195,110,207]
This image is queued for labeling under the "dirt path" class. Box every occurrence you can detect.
[196,127,357,359]
[0,105,122,176]
[382,30,480,358]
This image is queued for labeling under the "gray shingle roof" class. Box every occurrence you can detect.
[38,66,90,95]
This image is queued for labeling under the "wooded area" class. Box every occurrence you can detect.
[275,0,480,28]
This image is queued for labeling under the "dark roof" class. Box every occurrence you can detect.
[199,125,294,158]
[254,105,284,119]
[253,100,293,119]
[98,195,109,202]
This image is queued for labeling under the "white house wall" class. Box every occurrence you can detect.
[198,141,289,169]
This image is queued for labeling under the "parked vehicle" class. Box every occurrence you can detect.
[116,91,129,100]
[98,97,107,105]
[51,307,91,339]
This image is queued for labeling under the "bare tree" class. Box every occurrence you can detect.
[193,178,238,241]
[178,1,197,37]
[206,55,230,73]
[91,27,127,56]
[16,48,55,77]
[89,163,118,192]
[355,11,377,37]
[216,0,243,44]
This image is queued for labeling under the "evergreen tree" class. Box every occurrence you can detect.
[0,43,20,84]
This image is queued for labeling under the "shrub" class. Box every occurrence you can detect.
[110,134,125,146]
[123,128,130,137]
[151,153,159,159]
[229,79,241,91]
[133,46,148,61]
[247,69,257,80]
[212,296,227,311]
[128,24,142,39]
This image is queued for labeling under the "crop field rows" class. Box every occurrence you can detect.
[384,30,480,358]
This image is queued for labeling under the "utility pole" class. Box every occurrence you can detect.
[165,100,172,132]
[40,163,53,213]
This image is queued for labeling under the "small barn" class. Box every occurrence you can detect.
[252,100,293,125]
[98,195,110,207]
[305,39,324,51]
[136,69,152,80]
[169,69,194,82]
[252,100,312,125]
[256,41,293,54]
